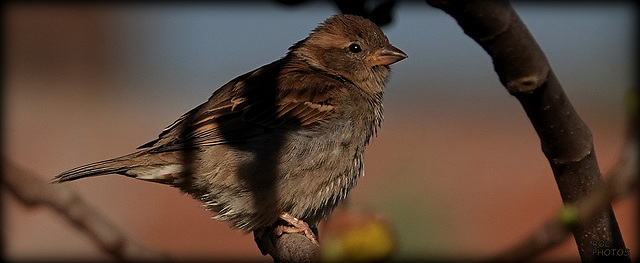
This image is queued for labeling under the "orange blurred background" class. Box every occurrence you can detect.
[4,2,636,262]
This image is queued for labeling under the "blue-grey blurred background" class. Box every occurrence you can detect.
[4,2,636,261]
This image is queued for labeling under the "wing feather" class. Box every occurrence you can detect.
[138,59,340,152]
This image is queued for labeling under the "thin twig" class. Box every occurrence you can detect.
[2,159,169,261]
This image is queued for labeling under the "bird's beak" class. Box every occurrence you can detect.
[368,45,408,66]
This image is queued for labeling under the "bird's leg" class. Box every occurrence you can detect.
[276,211,320,246]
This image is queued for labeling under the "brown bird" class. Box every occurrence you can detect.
[53,14,406,245]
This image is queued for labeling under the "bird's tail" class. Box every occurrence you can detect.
[52,154,138,183]
[53,151,183,184]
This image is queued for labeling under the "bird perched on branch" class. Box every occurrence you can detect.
[53,14,406,246]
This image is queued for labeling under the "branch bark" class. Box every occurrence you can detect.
[426,1,630,261]
[494,140,637,260]
[254,227,320,263]
[495,89,638,261]
[2,159,169,261]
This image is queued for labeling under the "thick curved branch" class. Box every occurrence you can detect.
[2,159,168,261]
[495,91,638,261]
[494,139,637,260]
[426,1,629,261]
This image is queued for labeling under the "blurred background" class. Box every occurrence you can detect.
[4,1,636,261]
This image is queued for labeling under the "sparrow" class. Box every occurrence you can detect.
[53,14,406,245]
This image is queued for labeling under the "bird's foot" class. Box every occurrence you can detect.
[276,211,320,246]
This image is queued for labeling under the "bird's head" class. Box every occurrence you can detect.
[289,14,407,93]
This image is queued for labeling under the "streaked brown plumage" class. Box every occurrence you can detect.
[54,14,406,240]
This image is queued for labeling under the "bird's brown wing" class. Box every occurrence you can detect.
[138,61,338,152]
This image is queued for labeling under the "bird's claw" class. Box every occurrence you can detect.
[277,211,320,246]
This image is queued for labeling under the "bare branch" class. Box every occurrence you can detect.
[2,159,169,261]
[426,0,630,261]
[495,89,638,261]
[494,142,637,260]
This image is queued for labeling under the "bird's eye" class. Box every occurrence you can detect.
[348,43,362,53]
